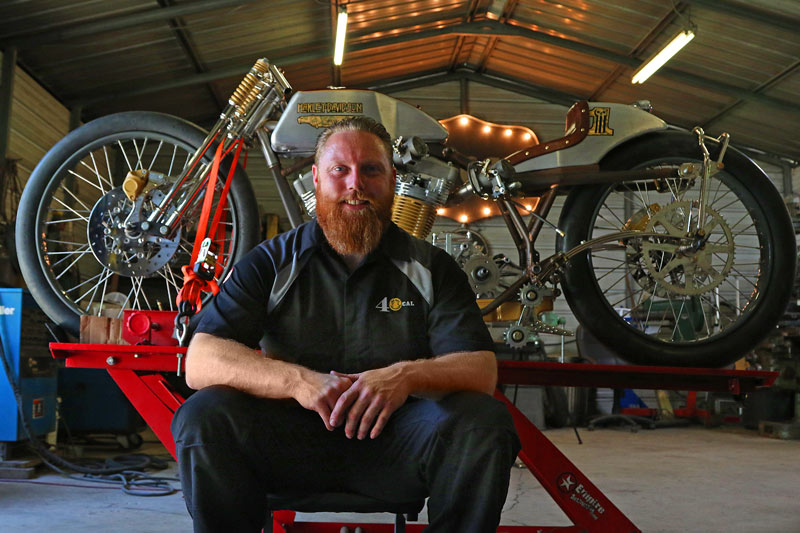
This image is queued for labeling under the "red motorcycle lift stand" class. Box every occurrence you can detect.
[51,326,776,532]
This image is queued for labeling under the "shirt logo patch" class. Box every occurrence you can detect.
[375,297,415,313]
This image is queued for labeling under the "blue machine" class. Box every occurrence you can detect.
[0,288,57,443]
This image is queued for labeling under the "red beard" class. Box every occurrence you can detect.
[316,189,394,257]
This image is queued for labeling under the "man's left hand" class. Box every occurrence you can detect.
[329,365,410,440]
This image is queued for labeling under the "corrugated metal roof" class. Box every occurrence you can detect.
[0,0,797,162]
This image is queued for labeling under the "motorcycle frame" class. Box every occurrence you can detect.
[257,131,697,319]
[138,67,712,323]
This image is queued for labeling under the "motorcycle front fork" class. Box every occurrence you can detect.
[145,78,289,237]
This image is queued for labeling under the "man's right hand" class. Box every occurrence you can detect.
[294,371,355,430]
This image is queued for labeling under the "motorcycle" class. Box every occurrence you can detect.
[16,58,796,368]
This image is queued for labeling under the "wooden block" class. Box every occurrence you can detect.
[0,456,40,479]
[79,316,125,344]
[0,458,40,468]
[0,465,37,479]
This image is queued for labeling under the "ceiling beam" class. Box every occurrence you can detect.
[72,19,795,112]
[684,0,800,34]
[74,48,327,106]
[0,0,263,49]
[368,70,464,93]
[703,60,800,129]
[461,70,579,107]
[589,2,686,101]
[157,0,224,110]
[354,20,794,110]
[369,67,578,108]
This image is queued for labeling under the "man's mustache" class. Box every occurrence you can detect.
[335,195,381,211]
[339,193,374,204]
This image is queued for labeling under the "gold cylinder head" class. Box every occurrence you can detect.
[391,196,437,239]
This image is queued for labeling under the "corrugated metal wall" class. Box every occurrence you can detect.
[2,51,71,185]
[1,50,70,285]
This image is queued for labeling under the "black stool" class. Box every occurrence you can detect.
[266,492,425,533]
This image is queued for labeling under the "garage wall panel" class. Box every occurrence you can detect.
[2,51,70,184]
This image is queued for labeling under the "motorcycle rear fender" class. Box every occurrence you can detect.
[513,103,668,172]
[271,89,448,156]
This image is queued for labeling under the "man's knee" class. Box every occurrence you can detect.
[438,391,516,434]
[427,391,520,459]
[415,392,520,481]
[171,385,251,446]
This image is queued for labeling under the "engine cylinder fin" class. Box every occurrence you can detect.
[391,196,436,239]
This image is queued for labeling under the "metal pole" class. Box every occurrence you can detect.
[256,129,304,228]
[782,163,793,197]
[69,106,83,131]
[0,47,18,167]
[460,77,469,115]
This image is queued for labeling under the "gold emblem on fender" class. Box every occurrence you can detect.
[588,107,614,136]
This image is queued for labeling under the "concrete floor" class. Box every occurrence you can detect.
[1,425,798,532]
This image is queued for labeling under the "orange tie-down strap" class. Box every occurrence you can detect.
[176,138,244,314]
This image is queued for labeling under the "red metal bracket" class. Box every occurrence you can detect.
[106,369,183,458]
[495,389,640,532]
[496,360,776,392]
[51,342,187,459]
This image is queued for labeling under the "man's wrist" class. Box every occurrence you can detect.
[287,364,315,401]
[393,360,424,396]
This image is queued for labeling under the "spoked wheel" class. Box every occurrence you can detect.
[558,131,795,367]
[16,112,260,337]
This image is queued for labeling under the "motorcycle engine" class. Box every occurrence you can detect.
[293,136,460,240]
[390,137,459,239]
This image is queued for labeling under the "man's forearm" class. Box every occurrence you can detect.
[397,350,497,398]
[187,333,357,430]
[185,332,308,398]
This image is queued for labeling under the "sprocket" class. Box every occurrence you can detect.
[636,200,735,296]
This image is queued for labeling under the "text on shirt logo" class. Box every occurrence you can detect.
[375,297,415,313]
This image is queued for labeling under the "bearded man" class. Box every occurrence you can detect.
[172,117,520,532]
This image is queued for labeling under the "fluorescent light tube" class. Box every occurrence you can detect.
[632,30,695,84]
[334,9,348,66]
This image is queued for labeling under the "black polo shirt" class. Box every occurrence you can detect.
[195,219,494,374]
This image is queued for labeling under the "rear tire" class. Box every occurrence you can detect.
[558,131,795,367]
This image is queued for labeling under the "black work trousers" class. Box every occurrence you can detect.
[171,385,521,532]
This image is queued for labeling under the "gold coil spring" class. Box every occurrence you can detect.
[391,196,437,239]
[229,59,270,116]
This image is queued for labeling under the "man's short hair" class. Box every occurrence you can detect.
[314,116,393,166]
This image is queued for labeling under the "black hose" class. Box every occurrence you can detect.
[0,329,176,495]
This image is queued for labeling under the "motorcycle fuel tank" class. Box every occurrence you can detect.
[271,89,448,156]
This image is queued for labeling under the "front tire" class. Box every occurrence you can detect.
[16,112,260,337]
[558,131,795,367]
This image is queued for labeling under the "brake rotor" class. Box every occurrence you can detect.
[88,188,181,277]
